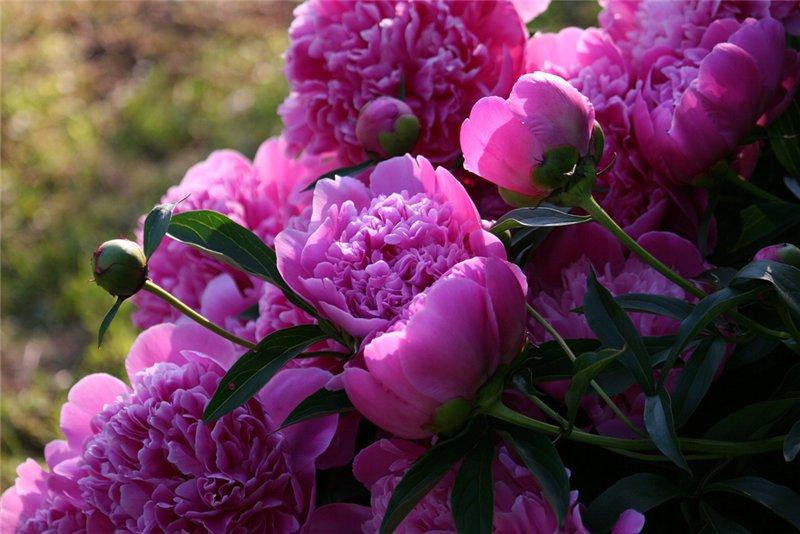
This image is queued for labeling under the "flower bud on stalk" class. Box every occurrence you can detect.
[92,239,148,298]
[355,96,421,158]
[755,243,800,268]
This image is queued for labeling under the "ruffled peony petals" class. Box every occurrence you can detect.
[637,231,708,278]
[60,373,128,450]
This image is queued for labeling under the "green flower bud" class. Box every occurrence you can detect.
[92,239,147,297]
[429,397,472,436]
[590,121,605,164]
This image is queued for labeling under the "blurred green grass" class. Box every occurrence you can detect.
[0,1,598,490]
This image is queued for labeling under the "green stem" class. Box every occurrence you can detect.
[527,303,647,438]
[525,392,570,429]
[487,402,784,457]
[778,306,800,344]
[719,170,783,203]
[143,280,256,350]
[606,448,718,463]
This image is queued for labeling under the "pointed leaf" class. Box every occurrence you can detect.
[731,202,800,254]
[97,298,123,347]
[732,260,800,317]
[380,425,478,534]
[784,419,800,462]
[142,197,184,259]
[565,348,623,429]
[498,426,570,524]
[644,390,690,472]
[704,398,800,441]
[203,325,329,422]
[700,503,751,534]
[280,387,353,429]
[583,268,655,394]
[672,337,727,427]
[304,159,377,192]
[586,473,681,532]
[491,206,590,235]
[768,95,800,177]
[612,293,694,321]
[704,477,800,529]
[451,432,495,534]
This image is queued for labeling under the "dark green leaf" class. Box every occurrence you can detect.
[451,432,495,534]
[784,419,800,461]
[785,177,800,201]
[304,159,377,192]
[203,325,329,422]
[704,398,800,441]
[583,268,655,394]
[142,197,184,259]
[732,260,800,317]
[97,298,123,347]
[380,425,478,534]
[498,426,570,524]
[672,338,727,427]
[731,203,800,254]
[280,387,353,429]
[644,390,690,472]
[700,503,751,534]
[167,210,315,315]
[768,96,800,177]
[729,337,780,368]
[586,473,681,532]
[612,293,694,321]
[491,206,590,235]
[565,348,622,430]
[704,476,800,529]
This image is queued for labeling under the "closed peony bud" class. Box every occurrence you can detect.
[460,72,596,202]
[755,243,800,268]
[92,239,148,297]
[355,97,421,158]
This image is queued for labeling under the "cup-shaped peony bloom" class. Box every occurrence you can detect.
[275,154,506,338]
[309,438,645,534]
[356,97,421,158]
[1,322,340,533]
[342,257,527,439]
[133,136,339,329]
[461,72,596,201]
[280,0,528,165]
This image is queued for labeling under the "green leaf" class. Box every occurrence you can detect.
[491,206,590,235]
[659,287,762,382]
[142,197,184,259]
[785,177,800,201]
[671,337,727,427]
[97,298,123,347]
[784,419,800,461]
[565,348,622,430]
[451,432,495,534]
[732,260,800,317]
[583,268,655,394]
[280,387,353,429]
[731,203,800,254]
[704,476,800,529]
[644,390,690,472]
[612,293,694,321]
[704,398,800,441]
[586,473,681,532]
[700,503,751,534]
[203,325,329,422]
[304,159,377,192]
[498,426,570,524]
[380,425,478,534]
[768,96,800,177]
[167,210,315,315]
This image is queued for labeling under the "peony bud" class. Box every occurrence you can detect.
[754,243,800,268]
[355,96,420,158]
[92,239,148,297]
[460,72,596,202]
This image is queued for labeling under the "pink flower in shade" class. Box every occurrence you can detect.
[275,155,506,339]
[460,72,596,201]
[527,223,709,437]
[133,137,339,329]
[1,323,340,533]
[754,243,800,267]
[308,439,645,534]
[279,0,528,165]
[342,257,527,439]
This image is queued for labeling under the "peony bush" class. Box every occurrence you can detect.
[4,1,800,533]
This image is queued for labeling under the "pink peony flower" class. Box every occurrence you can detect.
[1,323,340,533]
[460,72,596,201]
[309,438,645,533]
[275,154,505,338]
[280,0,528,165]
[133,137,339,329]
[527,223,708,437]
[342,257,527,439]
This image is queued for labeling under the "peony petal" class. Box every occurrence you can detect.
[60,374,128,449]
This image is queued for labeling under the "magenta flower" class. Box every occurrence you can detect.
[280,0,528,165]
[342,257,527,439]
[309,438,645,533]
[133,137,339,329]
[275,154,505,338]
[1,323,340,533]
[460,72,596,201]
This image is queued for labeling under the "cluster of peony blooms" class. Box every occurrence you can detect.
[4,1,800,533]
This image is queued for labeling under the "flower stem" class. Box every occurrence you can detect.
[719,169,783,203]
[143,280,256,350]
[527,303,647,438]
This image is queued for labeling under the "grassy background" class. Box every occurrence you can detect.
[0,1,598,489]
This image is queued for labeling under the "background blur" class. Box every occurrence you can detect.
[0,1,598,489]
